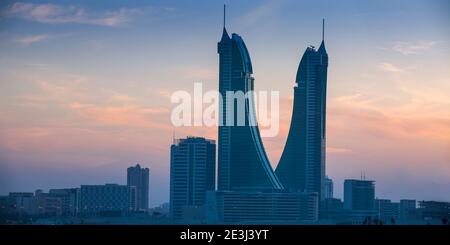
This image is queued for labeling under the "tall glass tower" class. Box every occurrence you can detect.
[276,20,328,199]
[170,137,216,220]
[217,6,283,191]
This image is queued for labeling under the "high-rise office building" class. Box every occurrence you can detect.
[324,176,333,199]
[276,20,328,200]
[127,164,150,211]
[217,6,282,191]
[170,137,216,220]
[344,179,375,211]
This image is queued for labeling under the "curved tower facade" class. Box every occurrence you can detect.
[217,24,283,191]
[276,21,328,199]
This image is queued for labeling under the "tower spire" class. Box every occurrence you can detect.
[219,4,230,42]
[223,4,226,29]
[318,18,327,54]
[322,18,325,42]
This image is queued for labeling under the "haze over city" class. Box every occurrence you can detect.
[0,0,449,207]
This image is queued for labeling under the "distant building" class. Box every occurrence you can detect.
[375,199,399,223]
[0,196,10,216]
[399,199,417,220]
[49,188,79,216]
[149,202,170,218]
[344,179,375,211]
[208,191,318,223]
[8,192,38,215]
[320,198,344,221]
[35,190,63,216]
[170,137,216,221]
[127,164,150,211]
[417,201,450,221]
[324,176,333,199]
[79,184,136,216]
[5,190,78,217]
[5,189,80,217]
[343,179,376,223]
[7,192,34,198]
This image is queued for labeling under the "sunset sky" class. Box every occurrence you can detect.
[0,0,449,207]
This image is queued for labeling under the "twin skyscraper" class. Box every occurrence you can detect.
[276,20,328,200]
[171,6,328,223]
[218,8,328,198]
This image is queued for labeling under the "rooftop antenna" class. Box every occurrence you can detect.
[322,18,325,42]
[223,4,226,29]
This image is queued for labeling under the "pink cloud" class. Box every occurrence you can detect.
[2,2,140,27]
[330,93,450,142]
[179,67,218,80]
[69,103,170,129]
[390,41,441,55]
[16,34,49,45]
[379,62,403,73]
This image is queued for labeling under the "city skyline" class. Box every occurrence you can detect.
[3,156,448,224]
[0,0,449,208]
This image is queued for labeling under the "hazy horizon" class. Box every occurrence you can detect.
[0,0,449,207]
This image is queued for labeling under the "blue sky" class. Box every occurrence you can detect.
[0,0,449,207]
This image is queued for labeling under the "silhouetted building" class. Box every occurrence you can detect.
[127,164,150,211]
[49,188,79,216]
[170,137,216,221]
[35,190,63,216]
[207,191,318,223]
[324,176,333,199]
[342,179,377,223]
[375,199,399,223]
[344,179,375,211]
[149,202,170,218]
[320,198,344,221]
[276,20,328,200]
[417,201,450,221]
[7,192,37,215]
[0,196,10,217]
[399,199,417,220]
[217,7,282,191]
[213,8,325,224]
[79,184,136,216]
